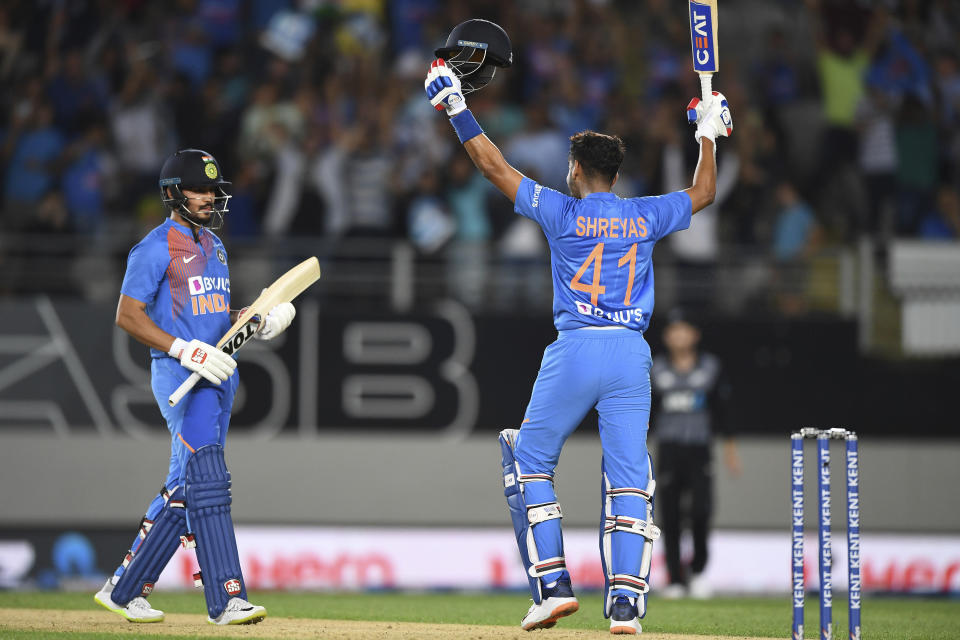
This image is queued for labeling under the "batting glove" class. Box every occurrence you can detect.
[255,302,296,341]
[425,58,467,116]
[169,338,236,384]
[686,91,733,144]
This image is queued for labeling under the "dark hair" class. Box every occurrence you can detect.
[568,131,626,184]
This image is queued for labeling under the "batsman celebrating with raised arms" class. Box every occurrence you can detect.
[94,149,297,625]
[426,19,732,635]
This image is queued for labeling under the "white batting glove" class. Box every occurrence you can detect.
[255,302,296,341]
[169,338,236,384]
[686,91,733,144]
[424,58,467,116]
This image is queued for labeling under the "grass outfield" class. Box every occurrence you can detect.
[0,591,958,639]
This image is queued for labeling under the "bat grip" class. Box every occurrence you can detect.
[700,73,712,101]
[168,372,201,407]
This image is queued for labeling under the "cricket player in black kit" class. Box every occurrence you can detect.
[650,308,740,599]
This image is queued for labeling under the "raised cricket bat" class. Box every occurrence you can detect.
[168,256,321,407]
[689,0,719,100]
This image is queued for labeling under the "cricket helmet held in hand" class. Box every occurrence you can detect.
[435,18,512,94]
[159,149,231,229]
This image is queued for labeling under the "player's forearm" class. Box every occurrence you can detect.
[463,133,523,201]
[116,298,177,353]
[686,139,716,213]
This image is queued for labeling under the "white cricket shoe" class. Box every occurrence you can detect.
[520,579,579,631]
[660,582,687,600]
[94,578,164,623]
[208,597,267,625]
[609,595,642,635]
[688,572,713,599]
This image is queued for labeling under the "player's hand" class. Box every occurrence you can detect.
[686,91,733,143]
[170,338,236,384]
[425,58,467,116]
[255,302,296,341]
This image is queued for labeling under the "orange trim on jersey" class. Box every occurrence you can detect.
[178,433,196,454]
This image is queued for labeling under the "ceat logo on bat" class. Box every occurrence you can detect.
[689,2,716,72]
[224,578,242,595]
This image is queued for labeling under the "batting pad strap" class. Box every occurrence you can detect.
[611,574,650,596]
[605,486,652,501]
[529,557,566,578]
[519,472,553,484]
[604,515,660,540]
[450,109,483,144]
[527,502,562,525]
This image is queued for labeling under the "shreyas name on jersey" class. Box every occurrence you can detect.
[187,276,231,316]
[575,301,645,326]
[575,216,648,239]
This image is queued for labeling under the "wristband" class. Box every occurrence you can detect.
[450,109,483,144]
[168,337,188,359]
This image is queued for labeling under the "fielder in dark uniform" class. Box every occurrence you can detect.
[650,308,740,599]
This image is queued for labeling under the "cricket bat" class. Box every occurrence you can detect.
[688,0,719,100]
[167,256,321,407]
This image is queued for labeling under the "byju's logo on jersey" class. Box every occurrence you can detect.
[575,301,593,315]
[186,276,230,315]
[188,276,205,295]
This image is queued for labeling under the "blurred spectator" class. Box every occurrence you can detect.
[313,120,396,238]
[3,99,64,230]
[933,50,960,182]
[855,84,898,240]
[919,184,960,240]
[170,19,215,89]
[808,1,886,232]
[895,95,938,235]
[771,180,822,315]
[504,102,568,191]
[773,181,821,262]
[109,60,174,204]
[0,5,23,79]
[446,152,493,308]
[406,169,454,255]
[45,48,108,135]
[61,120,115,235]
[8,191,77,296]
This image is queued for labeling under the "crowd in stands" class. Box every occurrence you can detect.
[1,0,958,307]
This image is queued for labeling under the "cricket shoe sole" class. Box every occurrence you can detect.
[208,597,267,625]
[521,596,579,630]
[94,580,164,623]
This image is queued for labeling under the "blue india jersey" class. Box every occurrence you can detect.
[514,177,692,332]
[120,219,232,358]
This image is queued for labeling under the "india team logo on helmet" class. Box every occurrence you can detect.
[435,19,512,94]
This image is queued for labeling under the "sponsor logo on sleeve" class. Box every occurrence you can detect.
[532,184,543,208]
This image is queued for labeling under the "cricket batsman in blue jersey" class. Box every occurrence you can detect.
[93,149,295,625]
[426,54,733,633]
